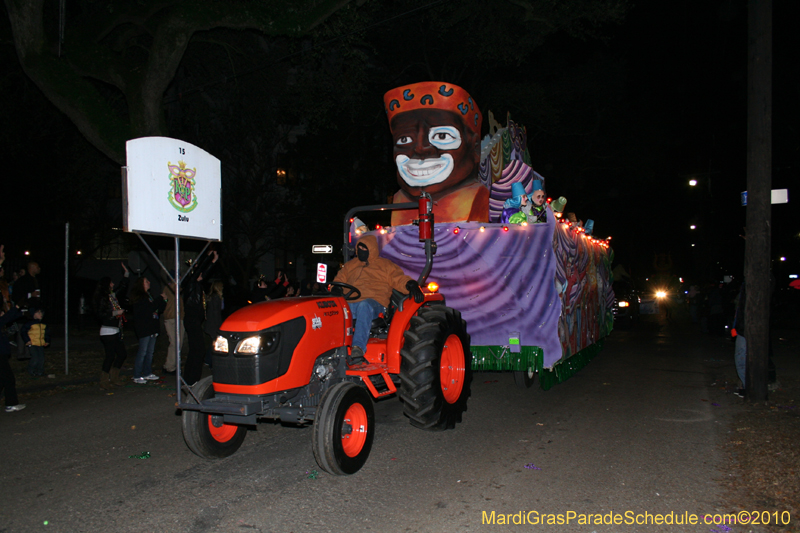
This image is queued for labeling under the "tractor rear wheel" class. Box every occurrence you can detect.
[312,382,375,475]
[399,306,471,430]
[182,376,247,459]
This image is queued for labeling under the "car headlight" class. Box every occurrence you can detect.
[655,291,667,299]
[214,336,229,353]
[618,301,629,308]
[236,336,261,355]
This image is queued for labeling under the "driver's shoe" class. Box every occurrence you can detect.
[347,345,367,367]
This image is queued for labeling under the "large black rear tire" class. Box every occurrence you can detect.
[182,376,247,459]
[312,382,375,475]
[399,306,471,430]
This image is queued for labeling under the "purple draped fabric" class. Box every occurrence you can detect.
[357,207,614,369]
[370,210,564,368]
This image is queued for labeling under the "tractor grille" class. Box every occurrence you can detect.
[212,317,306,386]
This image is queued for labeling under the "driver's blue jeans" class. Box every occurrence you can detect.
[349,299,385,351]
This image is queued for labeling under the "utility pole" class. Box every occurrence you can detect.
[744,0,771,402]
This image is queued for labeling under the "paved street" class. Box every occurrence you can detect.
[1,316,744,533]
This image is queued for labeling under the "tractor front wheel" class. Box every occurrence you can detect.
[312,382,375,475]
[182,376,247,459]
[399,306,471,430]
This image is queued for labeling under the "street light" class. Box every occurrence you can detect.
[689,179,698,186]
[690,225,696,230]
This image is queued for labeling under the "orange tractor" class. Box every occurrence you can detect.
[180,193,471,475]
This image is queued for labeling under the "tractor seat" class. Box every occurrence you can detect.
[369,289,407,334]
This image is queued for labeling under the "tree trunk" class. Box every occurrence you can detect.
[744,0,771,402]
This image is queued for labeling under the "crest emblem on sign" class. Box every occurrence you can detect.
[167,160,198,213]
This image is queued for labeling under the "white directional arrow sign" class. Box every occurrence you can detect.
[312,245,333,254]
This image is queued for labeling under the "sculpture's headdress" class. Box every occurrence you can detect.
[384,81,482,135]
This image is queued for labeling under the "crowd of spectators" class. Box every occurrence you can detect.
[1,241,322,408]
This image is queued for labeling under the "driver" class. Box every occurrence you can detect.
[333,235,424,366]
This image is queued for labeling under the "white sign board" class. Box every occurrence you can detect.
[316,263,328,283]
[771,189,789,204]
[312,245,333,254]
[123,137,222,241]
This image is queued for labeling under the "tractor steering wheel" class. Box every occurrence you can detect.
[328,281,362,301]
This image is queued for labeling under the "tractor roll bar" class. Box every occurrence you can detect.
[342,192,435,286]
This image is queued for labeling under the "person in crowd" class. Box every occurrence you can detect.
[203,280,224,367]
[129,277,167,384]
[332,235,424,366]
[0,246,11,312]
[7,270,20,307]
[15,262,43,353]
[299,279,313,296]
[161,273,185,376]
[11,268,26,301]
[21,306,50,377]
[183,250,218,386]
[250,276,271,303]
[732,281,747,397]
[1,303,25,412]
[311,281,328,295]
[732,274,777,397]
[267,270,290,299]
[14,261,41,307]
[93,263,130,389]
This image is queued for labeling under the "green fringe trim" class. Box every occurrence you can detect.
[470,338,605,391]
[537,339,604,391]
[471,345,543,373]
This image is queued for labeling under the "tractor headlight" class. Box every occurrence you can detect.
[236,336,261,355]
[618,301,630,308]
[214,336,229,353]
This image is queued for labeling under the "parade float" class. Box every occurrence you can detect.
[350,81,614,389]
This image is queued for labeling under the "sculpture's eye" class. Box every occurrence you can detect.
[428,126,461,150]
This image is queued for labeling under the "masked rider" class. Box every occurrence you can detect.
[333,235,424,366]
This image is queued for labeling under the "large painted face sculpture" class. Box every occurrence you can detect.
[390,108,480,194]
[385,82,482,197]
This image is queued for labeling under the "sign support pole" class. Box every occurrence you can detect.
[134,233,212,404]
[174,237,183,404]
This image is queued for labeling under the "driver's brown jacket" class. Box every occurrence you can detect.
[333,235,413,308]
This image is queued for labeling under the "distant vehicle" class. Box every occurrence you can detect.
[612,279,640,327]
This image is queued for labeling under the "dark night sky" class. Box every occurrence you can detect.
[1,0,797,290]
